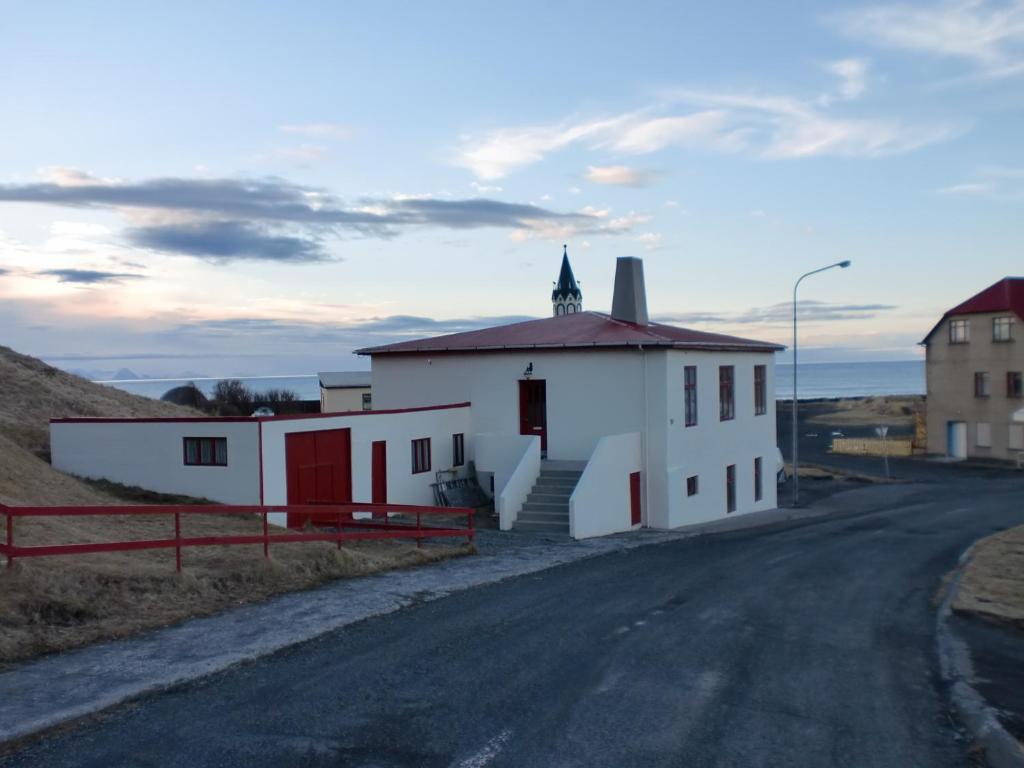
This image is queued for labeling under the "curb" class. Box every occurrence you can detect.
[936,546,1024,768]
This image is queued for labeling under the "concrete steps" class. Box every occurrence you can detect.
[513,463,584,534]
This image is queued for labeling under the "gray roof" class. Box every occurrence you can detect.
[318,371,372,389]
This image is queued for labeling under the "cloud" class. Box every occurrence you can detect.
[823,58,870,101]
[835,1,1024,80]
[636,232,663,251]
[0,266,9,275]
[584,165,657,187]
[38,268,146,285]
[936,165,1024,198]
[454,85,959,177]
[128,220,328,262]
[0,171,602,262]
[278,123,353,140]
[470,181,503,194]
[658,300,897,326]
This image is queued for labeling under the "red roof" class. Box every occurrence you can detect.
[356,311,783,356]
[922,277,1024,343]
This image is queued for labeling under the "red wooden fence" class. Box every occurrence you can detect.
[0,502,474,572]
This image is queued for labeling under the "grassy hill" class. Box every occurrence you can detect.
[0,345,192,506]
[0,345,468,666]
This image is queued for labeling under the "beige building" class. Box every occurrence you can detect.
[923,278,1024,460]
[318,371,372,413]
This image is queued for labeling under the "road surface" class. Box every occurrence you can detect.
[3,471,1022,767]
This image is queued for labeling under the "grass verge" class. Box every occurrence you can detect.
[954,524,1024,630]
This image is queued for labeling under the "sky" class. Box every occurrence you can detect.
[1,0,1022,379]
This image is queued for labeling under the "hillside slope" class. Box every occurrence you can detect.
[0,344,194,505]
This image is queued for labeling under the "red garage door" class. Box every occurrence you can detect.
[285,428,352,528]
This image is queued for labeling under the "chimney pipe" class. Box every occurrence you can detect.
[610,257,649,325]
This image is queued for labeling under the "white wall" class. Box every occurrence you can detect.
[371,350,645,461]
[50,419,261,505]
[654,350,778,528]
[259,405,472,521]
[473,432,540,530]
[570,432,642,539]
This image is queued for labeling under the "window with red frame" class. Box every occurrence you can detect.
[684,365,698,427]
[411,438,431,474]
[719,366,735,421]
[754,365,766,416]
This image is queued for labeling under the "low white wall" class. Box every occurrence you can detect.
[260,405,472,526]
[49,419,261,505]
[473,433,540,530]
[570,432,643,540]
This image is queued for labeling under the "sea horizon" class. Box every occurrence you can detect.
[96,359,925,403]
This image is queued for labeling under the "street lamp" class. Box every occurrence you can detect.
[792,260,851,506]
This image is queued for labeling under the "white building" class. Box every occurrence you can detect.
[318,371,372,412]
[50,254,783,538]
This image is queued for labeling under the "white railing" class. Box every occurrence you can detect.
[472,433,541,530]
[570,432,642,540]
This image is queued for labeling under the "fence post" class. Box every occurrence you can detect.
[5,507,12,570]
[174,510,182,573]
[468,509,475,545]
[336,509,342,550]
[263,508,269,561]
[416,510,422,549]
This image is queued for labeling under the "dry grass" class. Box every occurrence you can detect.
[0,344,192,462]
[807,395,924,427]
[954,524,1024,630]
[0,344,472,665]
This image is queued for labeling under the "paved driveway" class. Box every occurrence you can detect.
[3,473,1022,767]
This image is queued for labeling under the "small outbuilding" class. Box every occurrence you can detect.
[318,371,372,412]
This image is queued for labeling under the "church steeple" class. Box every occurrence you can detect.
[551,244,583,316]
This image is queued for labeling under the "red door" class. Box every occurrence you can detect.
[518,379,547,452]
[285,428,352,528]
[629,471,642,526]
[371,440,387,517]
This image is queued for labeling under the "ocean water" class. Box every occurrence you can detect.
[98,360,925,404]
[98,374,323,401]
[774,360,924,400]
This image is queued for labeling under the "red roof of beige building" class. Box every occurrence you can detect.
[922,277,1024,343]
[357,310,784,356]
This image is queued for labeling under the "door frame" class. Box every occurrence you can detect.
[518,379,548,452]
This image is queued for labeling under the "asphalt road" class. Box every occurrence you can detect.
[3,469,1023,768]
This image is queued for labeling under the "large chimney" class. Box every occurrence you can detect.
[610,256,649,326]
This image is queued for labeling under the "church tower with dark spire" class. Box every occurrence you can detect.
[551,245,583,316]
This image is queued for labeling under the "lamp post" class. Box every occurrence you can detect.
[792,260,851,506]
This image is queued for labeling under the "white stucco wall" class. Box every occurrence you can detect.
[473,432,540,530]
[371,346,778,531]
[371,350,645,461]
[653,350,779,528]
[259,405,472,519]
[570,432,643,539]
[49,419,261,505]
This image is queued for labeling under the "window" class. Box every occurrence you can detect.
[726,464,736,513]
[411,438,431,474]
[1008,372,1023,398]
[183,437,227,466]
[719,366,735,421]
[949,318,969,344]
[993,316,1014,342]
[361,392,372,411]
[754,457,763,502]
[974,372,990,398]
[976,423,992,448]
[1010,424,1024,452]
[754,365,767,416]
[684,366,698,427]
[686,475,698,497]
[452,433,465,467]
